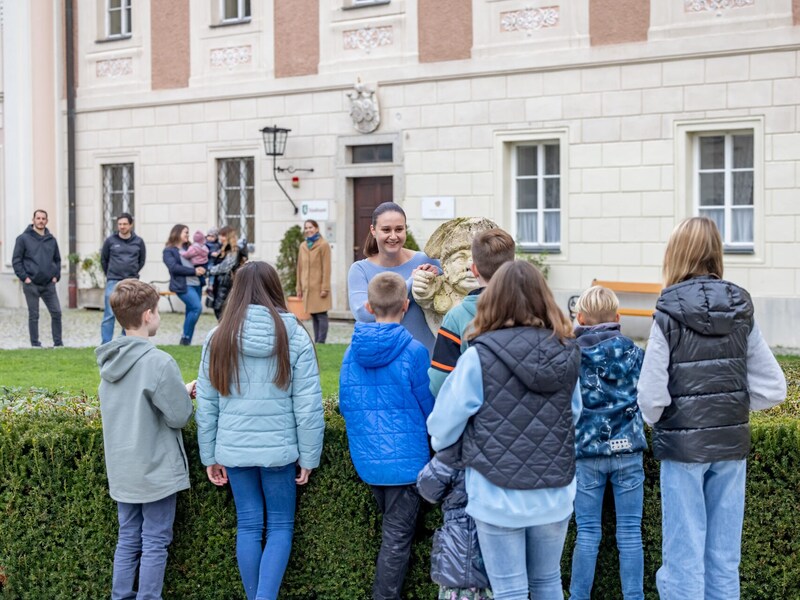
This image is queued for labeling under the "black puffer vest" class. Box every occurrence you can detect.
[653,276,753,462]
[461,327,580,490]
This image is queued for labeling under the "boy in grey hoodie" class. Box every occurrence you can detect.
[96,279,194,600]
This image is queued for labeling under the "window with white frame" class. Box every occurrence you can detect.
[695,132,754,250]
[106,0,132,38]
[221,0,251,22]
[513,143,561,250]
[103,164,134,238]
[217,158,255,243]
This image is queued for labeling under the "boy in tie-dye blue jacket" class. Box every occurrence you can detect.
[569,315,647,600]
[573,323,647,458]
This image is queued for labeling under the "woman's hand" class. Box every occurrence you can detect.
[195,266,206,276]
[206,464,228,486]
[185,380,197,399]
[297,289,303,299]
[295,467,312,485]
[415,263,439,274]
[320,290,329,298]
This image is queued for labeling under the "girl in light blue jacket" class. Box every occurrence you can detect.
[196,261,324,600]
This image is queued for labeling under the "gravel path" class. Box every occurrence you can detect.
[0,307,355,349]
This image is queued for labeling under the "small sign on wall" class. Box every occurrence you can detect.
[300,200,329,222]
[421,196,455,220]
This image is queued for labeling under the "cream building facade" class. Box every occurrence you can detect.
[2,0,800,345]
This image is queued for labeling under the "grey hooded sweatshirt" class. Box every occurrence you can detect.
[96,337,193,504]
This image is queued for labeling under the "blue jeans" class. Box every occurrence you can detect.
[657,459,746,600]
[102,279,124,344]
[112,493,177,600]
[226,464,297,600]
[176,285,202,343]
[569,453,644,600]
[475,516,570,600]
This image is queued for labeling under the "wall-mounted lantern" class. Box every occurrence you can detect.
[260,125,314,215]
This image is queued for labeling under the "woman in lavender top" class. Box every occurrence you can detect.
[348,202,440,353]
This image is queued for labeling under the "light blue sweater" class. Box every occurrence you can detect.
[347,252,441,354]
[427,346,582,528]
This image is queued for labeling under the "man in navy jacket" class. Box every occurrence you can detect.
[100,212,146,344]
[12,209,63,347]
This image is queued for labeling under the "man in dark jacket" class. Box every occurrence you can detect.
[100,212,146,344]
[12,209,63,347]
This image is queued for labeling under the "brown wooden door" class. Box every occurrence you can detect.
[353,176,392,263]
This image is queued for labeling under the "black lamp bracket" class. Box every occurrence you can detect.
[275,165,315,174]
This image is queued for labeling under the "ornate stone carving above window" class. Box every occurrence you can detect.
[209,45,252,69]
[684,0,754,12]
[500,6,560,35]
[343,26,393,52]
[96,58,133,78]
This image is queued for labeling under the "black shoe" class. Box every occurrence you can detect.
[179,337,191,346]
[31,342,42,348]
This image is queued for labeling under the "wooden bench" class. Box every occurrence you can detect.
[149,280,177,312]
[568,279,662,321]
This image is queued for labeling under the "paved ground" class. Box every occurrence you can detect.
[0,307,355,349]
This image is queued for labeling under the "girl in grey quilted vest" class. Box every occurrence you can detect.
[637,217,786,600]
[427,261,582,600]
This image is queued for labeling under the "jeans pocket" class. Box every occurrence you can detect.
[576,459,601,489]
[615,454,645,490]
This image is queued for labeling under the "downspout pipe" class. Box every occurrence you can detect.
[65,0,77,308]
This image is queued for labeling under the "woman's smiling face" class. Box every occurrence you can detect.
[371,211,407,257]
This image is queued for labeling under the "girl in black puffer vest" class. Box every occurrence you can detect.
[637,217,786,600]
[417,445,492,600]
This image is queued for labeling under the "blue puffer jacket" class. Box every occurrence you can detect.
[195,305,325,469]
[574,323,646,458]
[339,322,435,486]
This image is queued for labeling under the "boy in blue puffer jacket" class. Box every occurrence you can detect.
[340,271,435,600]
[569,285,647,600]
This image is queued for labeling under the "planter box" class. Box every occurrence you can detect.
[78,287,104,310]
[286,295,311,320]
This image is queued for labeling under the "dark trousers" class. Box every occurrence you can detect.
[22,281,62,346]
[311,312,329,343]
[370,484,421,600]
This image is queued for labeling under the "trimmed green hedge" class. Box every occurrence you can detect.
[1,388,799,599]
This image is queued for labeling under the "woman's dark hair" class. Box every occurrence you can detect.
[207,261,291,395]
[362,202,406,258]
[469,260,573,341]
[304,219,320,229]
[165,224,188,248]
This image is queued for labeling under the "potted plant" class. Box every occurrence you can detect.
[276,225,311,320]
[68,252,105,309]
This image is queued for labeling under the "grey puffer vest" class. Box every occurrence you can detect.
[653,276,753,463]
[462,327,580,490]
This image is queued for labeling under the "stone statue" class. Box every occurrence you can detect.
[412,217,499,335]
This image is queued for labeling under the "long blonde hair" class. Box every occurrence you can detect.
[662,217,723,287]
[469,260,573,341]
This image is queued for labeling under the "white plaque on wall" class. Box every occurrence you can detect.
[421,196,455,220]
[300,200,330,221]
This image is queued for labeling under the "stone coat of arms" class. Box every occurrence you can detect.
[347,81,380,134]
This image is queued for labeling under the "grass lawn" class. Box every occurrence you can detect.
[0,344,347,398]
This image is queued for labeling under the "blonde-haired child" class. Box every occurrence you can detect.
[569,285,646,600]
[637,216,786,599]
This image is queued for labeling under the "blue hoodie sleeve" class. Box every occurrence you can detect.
[411,344,435,419]
[427,347,485,451]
